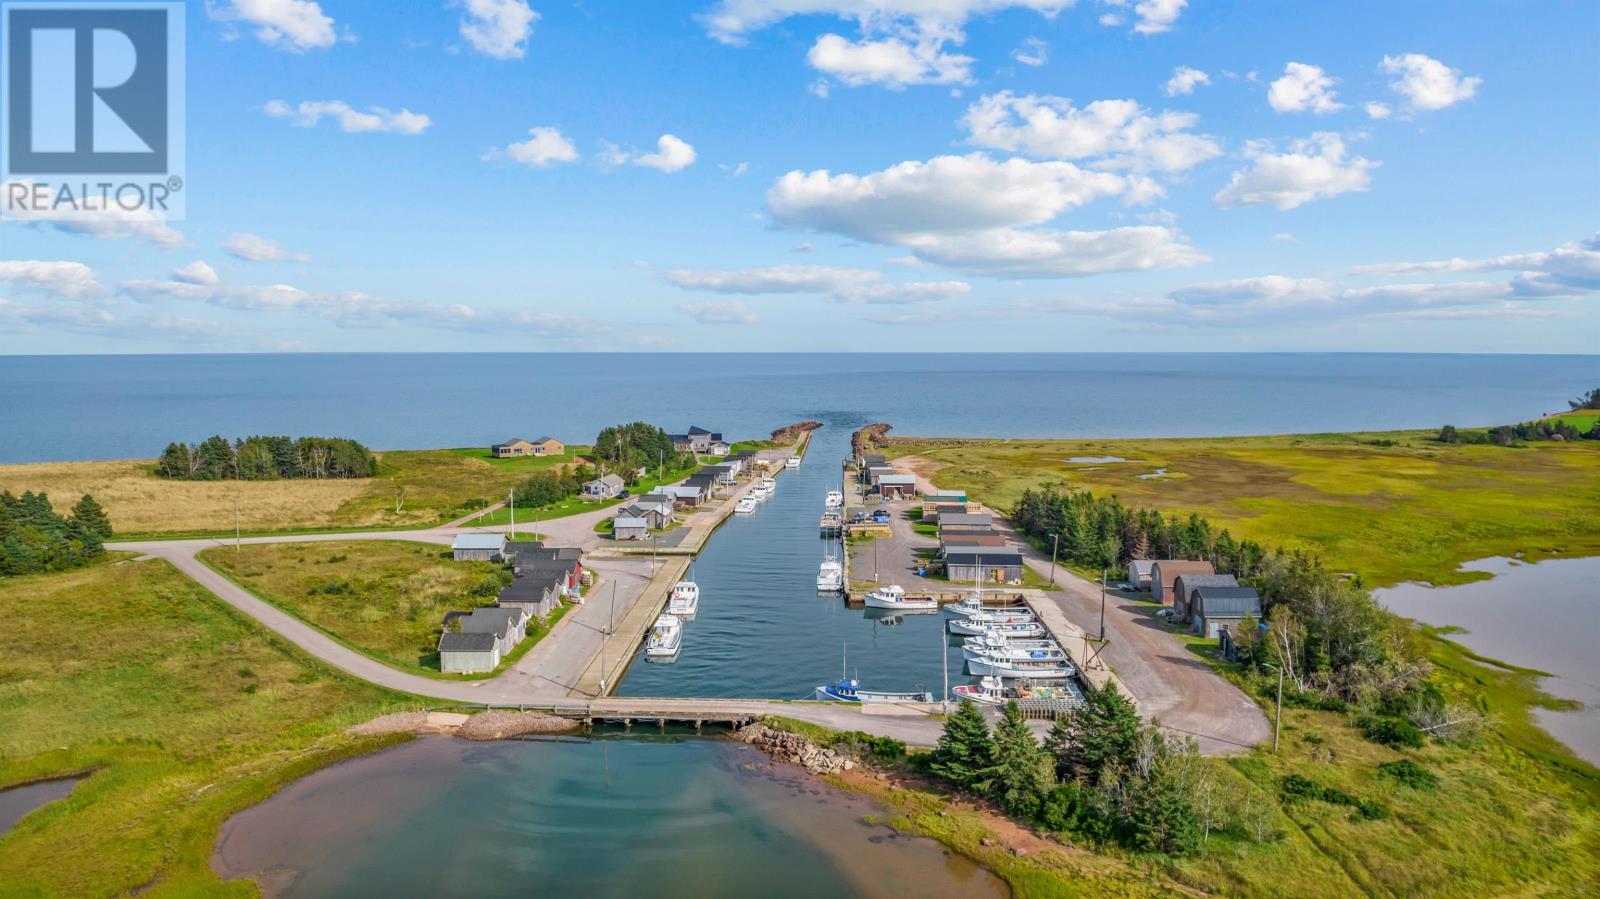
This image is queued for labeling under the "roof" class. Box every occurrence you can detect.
[1193,586,1262,619]
[532,436,561,444]
[655,485,702,498]
[863,454,886,464]
[926,490,966,499]
[587,474,625,489]
[509,544,581,562]
[944,549,1025,566]
[1176,573,1240,594]
[877,474,917,486]
[493,437,531,447]
[439,632,498,653]
[499,572,565,602]
[687,426,712,436]
[1128,559,1156,575]
[613,516,648,528]
[1153,560,1216,577]
[461,608,521,635]
[452,533,507,550]
[939,513,993,527]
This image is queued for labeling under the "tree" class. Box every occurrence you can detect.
[1570,387,1600,411]
[1436,424,1461,444]
[1047,682,1142,785]
[69,494,113,539]
[930,699,996,791]
[989,701,1051,816]
[1127,748,1202,855]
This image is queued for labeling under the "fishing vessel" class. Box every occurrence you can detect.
[951,607,1036,625]
[668,576,699,616]
[824,488,843,511]
[962,640,1068,663]
[862,584,938,611]
[735,495,758,514]
[947,617,1047,638]
[815,678,935,703]
[816,552,843,593]
[966,651,1075,679]
[757,477,777,495]
[952,676,1008,704]
[961,632,1062,659]
[644,614,682,659]
[944,593,1031,619]
[785,456,801,468]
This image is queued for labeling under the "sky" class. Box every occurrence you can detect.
[1,0,1597,354]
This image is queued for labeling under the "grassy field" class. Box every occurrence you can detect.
[889,431,1600,587]
[466,458,704,526]
[1546,411,1600,432]
[200,541,529,677]
[0,559,410,897]
[0,447,594,538]
[446,444,591,473]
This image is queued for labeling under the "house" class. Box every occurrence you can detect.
[613,516,649,541]
[460,606,528,655]
[939,512,994,530]
[876,474,917,499]
[945,549,1026,584]
[866,465,897,484]
[1173,574,1240,622]
[685,471,720,498]
[924,489,968,505]
[497,565,569,618]
[619,500,672,530]
[529,436,564,456]
[1190,586,1263,638]
[709,441,731,456]
[492,438,535,459]
[709,463,737,486]
[452,533,508,562]
[651,485,704,508]
[438,631,501,673]
[582,474,626,499]
[1150,560,1216,603]
[1126,559,1156,591]
[670,426,724,454]
[506,542,584,591]
[923,500,976,522]
[861,452,887,467]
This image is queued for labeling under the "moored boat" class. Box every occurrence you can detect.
[947,617,1047,638]
[668,578,699,616]
[862,584,937,611]
[644,614,682,659]
[944,593,1032,619]
[824,488,843,511]
[816,553,843,593]
[962,641,1068,663]
[966,651,1075,679]
[785,456,801,468]
[952,675,1008,704]
[735,496,758,514]
[815,678,934,703]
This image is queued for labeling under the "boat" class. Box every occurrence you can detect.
[815,678,935,703]
[817,552,843,593]
[862,584,938,611]
[962,641,1067,663]
[943,593,1030,619]
[785,456,801,468]
[947,617,1047,638]
[644,614,682,658]
[824,488,844,511]
[668,576,699,616]
[966,651,1075,679]
[960,632,1062,660]
[735,496,758,514]
[757,477,777,494]
[952,607,1036,624]
[952,675,1008,704]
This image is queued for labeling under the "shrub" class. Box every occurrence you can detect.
[1280,774,1388,820]
[1362,716,1426,749]
[1377,759,1439,791]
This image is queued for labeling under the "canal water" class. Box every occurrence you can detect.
[212,735,1009,899]
[615,417,971,700]
[1377,556,1600,766]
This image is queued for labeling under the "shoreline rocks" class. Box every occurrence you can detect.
[733,723,857,775]
[348,709,581,740]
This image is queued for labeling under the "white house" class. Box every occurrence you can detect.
[582,474,626,499]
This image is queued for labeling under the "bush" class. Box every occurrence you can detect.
[1362,716,1426,749]
[1280,774,1388,821]
[829,730,905,761]
[1377,759,1440,791]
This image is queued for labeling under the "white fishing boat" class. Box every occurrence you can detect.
[944,593,1032,620]
[966,651,1075,679]
[862,584,937,611]
[962,640,1068,663]
[644,614,682,658]
[668,577,699,616]
[961,632,1062,660]
[816,553,843,593]
[947,617,1047,638]
[757,477,777,494]
[953,606,1036,624]
[785,456,801,468]
[952,675,1008,705]
[735,496,758,514]
[824,488,844,511]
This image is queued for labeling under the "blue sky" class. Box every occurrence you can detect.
[1,0,1596,353]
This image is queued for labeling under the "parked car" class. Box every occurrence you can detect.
[1155,608,1175,620]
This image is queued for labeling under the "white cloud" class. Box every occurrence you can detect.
[0,261,102,297]
[1365,102,1392,120]
[722,162,751,178]
[455,0,538,60]
[224,232,309,263]
[4,184,186,247]
[961,92,1221,173]
[808,32,972,88]
[172,261,221,286]
[1350,234,1600,297]
[1164,65,1209,96]
[698,2,1068,44]
[834,280,971,304]
[1214,133,1375,210]
[662,264,880,294]
[1131,0,1186,35]
[264,100,431,134]
[679,300,760,324]
[1011,36,1048,67]
[485,126,579,167]
[898,225,1206,277]
[1379,53,1481,112]
[1269,232,1299,244]
[1267,62,1343,114]
[634,134,698,172]
[207,0,337,53]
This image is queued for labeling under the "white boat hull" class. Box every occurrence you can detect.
[947,619,1045,637]
[863,594,938,610]
[966,657,1075,679]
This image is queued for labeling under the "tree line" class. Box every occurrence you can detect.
[591,422,691,485]
[511,463,598,508]
[155,435,377,480]
[1010,486,1426,706]
[1,491,112,576]
[1437,419,1600,445]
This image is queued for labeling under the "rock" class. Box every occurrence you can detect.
[456,710,581,741]
[1012,847,1029,857]
[980,838,996,847]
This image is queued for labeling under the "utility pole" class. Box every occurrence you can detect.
[508,490,516,540]
[1266,662,1284,751]
[234,496,241,552]
[940,612,950,715]
[1049,533,1059,586]
[600,581,616,696]
[1099,568,1107,641]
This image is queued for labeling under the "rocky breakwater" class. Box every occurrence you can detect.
[734,723,858,775]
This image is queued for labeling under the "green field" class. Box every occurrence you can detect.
[446,444,592,474]
[0,559,409,897]
[465,458,703,526]
[201,540,564,678]
[1547,411,1600,432]
[889,430,1600,587]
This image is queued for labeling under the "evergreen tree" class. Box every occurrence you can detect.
[1127,747,1202,855]
[930,699,996,791]
[1048,682,1142,785]
[990,701,1051,816]
[69,494,113,539]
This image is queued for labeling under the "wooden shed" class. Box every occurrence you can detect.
[1151,560,1216,604]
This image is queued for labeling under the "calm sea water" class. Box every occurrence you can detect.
[213,735,1007,899]
[1,353,1595,463]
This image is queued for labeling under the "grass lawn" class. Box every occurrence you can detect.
[0,559,410,897]
[889,430,1600,587]
[466,460,704,527]
[1544,411,1600,432]
[201,541,516,678]
[445,444,591,474]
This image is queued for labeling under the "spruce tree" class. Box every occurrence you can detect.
[930,699,996,791]
[990,701,1050,816]
[1050,683,1142,785]
[69,494,113,539]
[1128,750,1202,855]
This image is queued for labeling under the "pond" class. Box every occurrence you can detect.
[0,776,85,837]
[213,735,1009,899]
[1376,556,1600,765]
